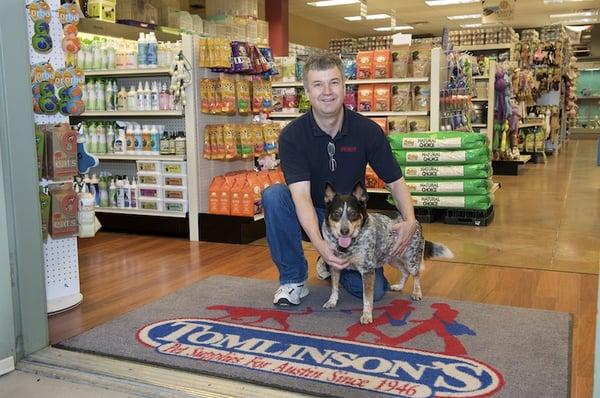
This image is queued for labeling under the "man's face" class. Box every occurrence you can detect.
[305,67,345,116]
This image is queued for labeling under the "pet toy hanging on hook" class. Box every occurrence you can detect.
[169,51,192,109]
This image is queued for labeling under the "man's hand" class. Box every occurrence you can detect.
[313,238,350,270]
[391,219,417,257]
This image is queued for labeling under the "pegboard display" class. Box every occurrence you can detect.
[76,116,186,132]
[89,159,137,178]
[27,0,82,313]
[192,38,254,214]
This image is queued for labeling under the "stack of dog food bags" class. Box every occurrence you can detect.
[387,131,493,210]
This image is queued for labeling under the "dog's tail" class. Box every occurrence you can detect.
[424,241,454,259]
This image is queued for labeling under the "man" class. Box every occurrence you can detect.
[262,53,417,306]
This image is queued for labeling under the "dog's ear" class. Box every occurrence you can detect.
[351,181,368,204]
[324,182,336,205]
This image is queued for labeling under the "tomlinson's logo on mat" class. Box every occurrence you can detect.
[138,318,503,397]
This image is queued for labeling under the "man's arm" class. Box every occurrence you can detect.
[387,177,417,256]
[288,181,349,270]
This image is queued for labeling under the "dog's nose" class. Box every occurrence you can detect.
[340,227,350,236]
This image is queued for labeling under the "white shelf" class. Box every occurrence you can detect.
[472,123,487,128]
[519,123,544,129]
[79,110,183,117]
[473,75,490,80]
[472,98,489,102]
[346,77,429,84]
[271,77,429,88]
[269,111,428,118]
[95,154,186,161]
[95,207,187,218]
[456,43,513,52]
[84,67,171,77]
[367,188,388,194]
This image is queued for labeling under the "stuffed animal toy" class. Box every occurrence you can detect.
[169,51,192,108]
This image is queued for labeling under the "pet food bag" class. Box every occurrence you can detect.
[388,131,488,150]
[373,49,392,79]
[358,85,374,112]
[401,163,492,179]
[357,51,373,79]
[271,87,284,112]
[373,84,391,112]
[405,194,493,210]
[404,179,492,195]
[412,84,430,112]
[344,85,357,111]
[391,83,411,112]
[406,116,430,132]
[391,45,411,78]
[392,147,490,165]
[341,53,357,80]
[388,116,408,134]
[410,43,432,78]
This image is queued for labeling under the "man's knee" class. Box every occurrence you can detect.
[339,269,388,302]
[262,184,289,210]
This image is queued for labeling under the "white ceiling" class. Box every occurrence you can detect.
[288,0,600,37]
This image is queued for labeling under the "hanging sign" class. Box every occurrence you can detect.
[481,0,516,23]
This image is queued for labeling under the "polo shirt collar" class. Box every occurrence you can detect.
[308,107,351,139]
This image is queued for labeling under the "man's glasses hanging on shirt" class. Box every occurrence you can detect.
[327,142,337,172]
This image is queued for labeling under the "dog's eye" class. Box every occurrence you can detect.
[332,209,343,219]
[347,209,360,220]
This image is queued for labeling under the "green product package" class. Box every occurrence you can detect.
[387,193,493,210]
[35,126,45,179]
[402,163,491,179]
[387,131,488,150]
[393,146,490,165]
[39,189,51,241]
[404,179,491,195]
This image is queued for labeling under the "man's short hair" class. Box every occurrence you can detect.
[302,53,345,88]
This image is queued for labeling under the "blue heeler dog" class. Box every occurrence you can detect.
[321,181,454,324]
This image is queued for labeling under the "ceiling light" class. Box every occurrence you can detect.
[447,13,481,20]
[565,25,593,32]
[550,10,598,19]
[544,0,589,3]
[425,0,479,6]
[374,26,414,31]
[307,0,360,7]
[344,14,390,21]
[460,23,482,28]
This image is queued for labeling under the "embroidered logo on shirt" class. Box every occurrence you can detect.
[339,146,357,153]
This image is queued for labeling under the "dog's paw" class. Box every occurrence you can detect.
[411,292,423,301]
[360,312,373,324]
[323,299,338,309]
[390,283,404,292]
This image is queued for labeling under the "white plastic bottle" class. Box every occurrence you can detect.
[137,32,147,69]
[107,41,116,70]
[127,85,137,111]
[95,80,105,111]
[90,174,100,206]
[109,179,117,207]
[106,124,115,153]
[123,178,131,208]
[134,124,143,154]
[130,178,138,209]
[112,81,118,110]
[150,81,159,111]
[114,128,126,154]
[143,81,151,111]
[146,32,158,68]
[86,80,96,111]
[150,124,159,155]
[89,124,99,154]
[105,81,114,111]
[117,86,128,111]
[137,81,145,111]
[126,123,135,153]
[159,83,169,110]
[97,123,107,154]
[116,179,125,208]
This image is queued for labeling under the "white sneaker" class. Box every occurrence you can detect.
[273,282,309,306]
[315,256,331,280]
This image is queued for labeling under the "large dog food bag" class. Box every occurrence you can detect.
[387,193,494,210]
[392,146,490,165]
[405,178,491,195]
[402,163,492,179]
[387,131,487,150]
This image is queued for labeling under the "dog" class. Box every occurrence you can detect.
[321,181,453,324]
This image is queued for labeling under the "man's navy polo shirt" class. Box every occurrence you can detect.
[278,107,403,209]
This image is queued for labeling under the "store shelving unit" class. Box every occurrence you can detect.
[74,31,201,240]
[269,111,428,118]
[84,67,172,77]
[456,43,515,60]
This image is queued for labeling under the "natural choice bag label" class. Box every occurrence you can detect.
[393,147,489,165]
[406,181,464,194]
[403,164,491,179]
[412,196,466,208]
[402,137,462,149]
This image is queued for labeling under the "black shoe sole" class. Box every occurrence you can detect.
[274,298,299,306]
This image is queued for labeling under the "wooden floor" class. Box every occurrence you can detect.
[48,140,600,397]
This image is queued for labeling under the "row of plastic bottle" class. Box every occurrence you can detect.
[84,174,139,209]
[84,79,177,112]
[76,35,181,70]
[83,122,166,155]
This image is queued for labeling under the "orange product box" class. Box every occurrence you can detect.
[373,49,392,79]
[246,173,264,214]
[208,176,224,214]
[240,181,255,216]
[219,177,232,215]
[257,170,271,191]
[357,51,373,80]
[229,177,246,216]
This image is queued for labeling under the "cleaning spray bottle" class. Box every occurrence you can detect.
[123,177,131,208]
[126,123,135,154]
[99,175,108,207]
[109,178,117,208]
[130,177,138,209]
[137,32,147,69]
[143,81,151,111]
[137,81,145,111]
[128,85,137,111]
[151,81,159,111]
[146,32,157,68]
[116,179,125,208]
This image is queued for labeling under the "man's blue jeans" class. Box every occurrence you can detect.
[262,184,389,301]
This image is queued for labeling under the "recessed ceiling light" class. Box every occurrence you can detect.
[460,23,482,28]
[565,24,593,32]
[550,10,598,19]
[425,0,479,6]
[373,26,414,31]
[307,0,360,7]
[447,13,481,20]
[344,14,391,21]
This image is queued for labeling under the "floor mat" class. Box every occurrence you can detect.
[58,275,571,398]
